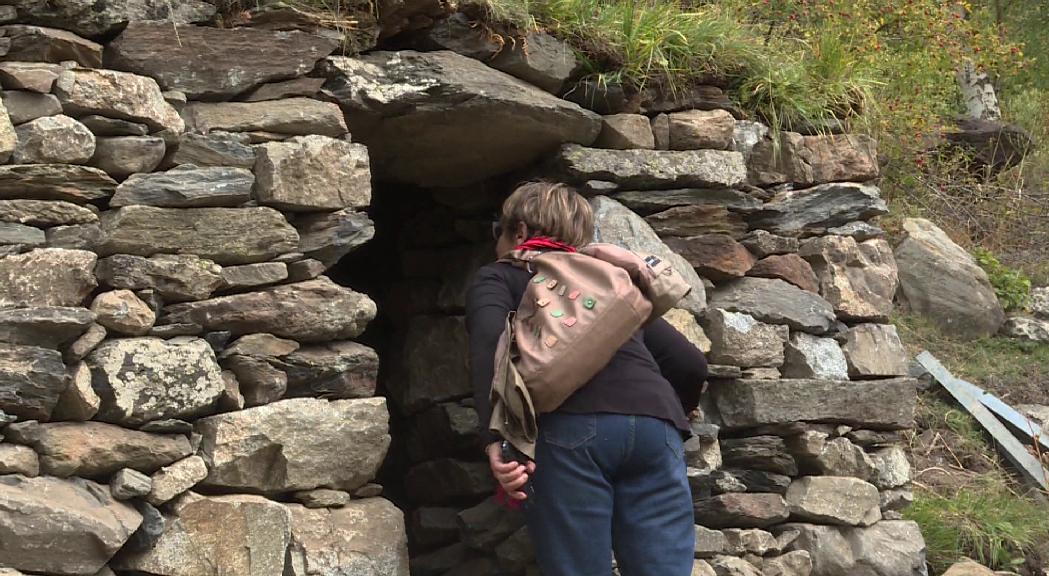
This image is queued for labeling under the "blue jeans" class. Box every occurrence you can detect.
[524,412,695,576]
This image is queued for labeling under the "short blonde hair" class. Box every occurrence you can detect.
[500,182,594,248]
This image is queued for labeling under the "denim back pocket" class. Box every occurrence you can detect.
[541,413,597,449]
[665,421,686,460]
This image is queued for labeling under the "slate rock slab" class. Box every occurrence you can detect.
[255,135,371,212]
[0,164,116,203]
[1,90,62,124]
[693,493,790,528]
[0,306,94,348]
[12,114,95,165]
[0,199,97,227]
[182,97,347,137]
[0,24,103,67]
[1,0,215,37]
[95,253,224,303]
[171,131,255,168]
[294,208,375,267]
[709,277,836,334]
[749,183,888,236]
[111,165,254,208]
[0,343,66,421]
[0,248,97,307]
[285,498,410,576]
[558,144,746,189]
[53,68,184,134]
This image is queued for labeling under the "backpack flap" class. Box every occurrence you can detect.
[580,243,691,318]
[489,315,538,459]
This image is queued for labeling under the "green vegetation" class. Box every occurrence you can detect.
[972,247,1032,311]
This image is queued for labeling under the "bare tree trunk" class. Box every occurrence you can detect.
[956,59,1002,121]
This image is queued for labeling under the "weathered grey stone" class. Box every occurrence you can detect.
[0,475,142,576]
[708,555,763,576]
[53,68,184,134]
[741,366,780,379]
[294,208,375,267]
[223,354,287,407]
[163,277,376,343]
[703,309,787,368]
[0,164,116,202]
[51,360,99,421]
[405,458,493,505]
[0,343,66,421]
[748,254,820,293]
[721,436,798,475]
[64,322,105,363]
[799,236,897,321]
[406,401,478,462]
[591,195,706,314]
[410,507,460,551]
[0,97,12,163]
[171,131,255,168]
[595,113,655,149]
[827,221,885,241]
[2,0,215,38]
[721,528,780,556]
[322,51,600,186]
[896,218,1005,339]
[560,144,746,189]
[5,420,191,478]
[777,523,854,576]
[713,378,917,430]
[107,22,338,99]
[243,76,326,102]
[0,62,62,93]
[285,498,409,576]
[650,206,748,239]
[182,97,347,137]
[458,497,525,550]
[749,133,878,186]
[111,165,254,208]
[0,221,43,246]
[89,136,165,178]
[87,337,224,426]
[79,114,149,136]
[663,308,712,353]
[99,205,299,265]
[693,559,718,576]
[612,187,762,214]
[0,306,94,348]
[13,114,95,164]
[391,315,469,414]
[488,30,580,94]
[750,183,888,236]
[0,444,38,475]
[411,543,470,576]
[95,253,224,303]
[196,397,390,494]
[652,113,670,150]
[0,199,96,227]
[695,525,728,557]
[113,493,291,576]
[694,493,790,529]
[843,521,928,576]
[709,277,836,334]
[943,560,996,576]
[90,289,155,336]
[842,323,909,378]
[787,432,875,480]
[0,24,102,67]
[868,445,911,489]
[220,262,287,290]
[717,469,792,495]
[786,476,881,526]
[147,455,207,506]
[2,90,61,124]
[255,135,370,212]
[1002,316,1049,343]
[273,340,379,400]
[287,258,326,281]
[1031,286,1049,320]
[762,551,813,576]
[110,467,152,500]
[293,488,351,509]
[220,333,299,359]
[669,109,735,150]
[782,332,848,380]
[732,120,769,159]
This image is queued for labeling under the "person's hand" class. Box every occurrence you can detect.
[486,442,536,501]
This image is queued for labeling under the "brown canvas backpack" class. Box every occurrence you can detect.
[489,243,691,457]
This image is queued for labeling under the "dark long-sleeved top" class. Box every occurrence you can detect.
[466,260,709,448]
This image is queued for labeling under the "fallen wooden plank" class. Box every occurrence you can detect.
[918,350,1049,453]
[917,351,1049,491]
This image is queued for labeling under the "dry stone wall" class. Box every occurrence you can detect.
[0,2,926,576]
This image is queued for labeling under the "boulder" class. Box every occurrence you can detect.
[748,254,819,293]
[0,443,38,475]
[591,195,706,314]
[1001,316,1049,343]
[90,289,155,336]
[0,248,96,307]
[782,332,849,381]
[827,221,885,241]
[196,397,390,494]
[662,308,712,353]
[720,436,798,475]
[0,24,102,67]
[273,340,379,400]
[709,277,836,334]
[721,528,780,556]
[559,144,746,189]
[843,521,928,576]
[113,493,291,576]
[322,51,600,186]
[0,199,96,227]
[182,97,347,137]
[895,218,1005,339]
[693,493,789,529]
[2,90,63,124]
[0,306,94,348]
[405,458,493,505]
[943,560,996,576]
[748,133,878,186]
[99,205,299,265]
[595,113,655,149]
[110,468,152,500]
[171,132,256,168]
[0,344,66,419]
[390,315,470,414]
[489,30,581,94]
[64,322,106,363]
[255,135,371,212]
[4,420,191,478]
[147,455,207,506]
[666,234,755,281]
[106,22,339,99]
[1031,286,1049,320]
[53,68,184,134]
[80,115,149,136]
[292,488,351,509]
[612,187,762,215]
[223,354,287,407]
[695,525,729,557]
[841,323,909,378]
[87,336,224,426]
[750,183,888,236]
[668,109,735,150]
[713,378,917,430]
[646,205,748,238]
[800,236,897,321]
[13,114,94,165]
[707,555,762,576]
[111,165,254,208]
[762,551,813,576]
[786,477,881,526]
[868,445,911,489]
[0,164,117,202]
[95,253,224,303]
[0,475,141,576]
[703,309,787,368]
[1,0,215,38]
[51,361,100,421]
[777,523,855,576]
[46,222,105,251]
[162,277,376,342]
[294,208,375,267]
[0,61,63,93]
[89,135,165,178]
[285,498,410,576]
